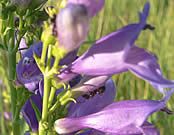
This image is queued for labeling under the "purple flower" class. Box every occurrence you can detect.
[21,90,42,132]
[54,89,174,134]
[16,42,43,91]
[67,78,116,117]
[16,42,79,91]
[22,75,82,132]
[56,3,90,52]
[67,0,105,18]
[59,2,174,93]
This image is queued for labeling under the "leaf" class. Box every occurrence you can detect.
[30,99,41,121]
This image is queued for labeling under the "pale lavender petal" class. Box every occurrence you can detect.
[125,46,174,89]
[56,3,89,52]
[56,69,79,84]
[68,78,116,117]
[70,75,111,97]
[54,89,173,134]
[78,122,160,135]
[18,37,28,55]
[67,0,105,18]
[66,2,149,75]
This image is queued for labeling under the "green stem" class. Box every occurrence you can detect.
[48,87,56,108]
[8,51,21,135]
[39,45,52,135]
[0,89,6,135]
[19,16,23,32]
[41,43,49,66]
[39,77,51,135]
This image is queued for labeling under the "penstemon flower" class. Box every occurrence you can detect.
[58,2,174,93]
[54,89,174,134]
[68,78,116,118]
[56,3,90,53]
[16,42,43,91]
[16,42,79,91]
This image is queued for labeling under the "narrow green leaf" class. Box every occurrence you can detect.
[30,99,41,121]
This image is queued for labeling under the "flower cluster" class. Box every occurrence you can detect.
[15,0,174,135]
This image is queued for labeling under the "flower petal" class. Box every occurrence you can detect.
[68,78,116,117]
[67,0,105,18]
[78,122,160,135]
[16,42,43,86]
[66,2,149,75]
[70,75,111,98]
[125,46,174,89]
[54,89,173,134]
[56,3,90,52]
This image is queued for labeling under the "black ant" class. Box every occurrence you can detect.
[82,86,106,99]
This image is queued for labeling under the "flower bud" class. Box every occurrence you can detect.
[56,3,89,53]
[67,0,105,18]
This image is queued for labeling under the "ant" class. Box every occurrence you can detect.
[82,86,106,99]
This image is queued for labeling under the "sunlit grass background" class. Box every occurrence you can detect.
[0,0,174,134]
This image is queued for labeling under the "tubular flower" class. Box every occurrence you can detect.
[16,42,79,91]
[54,89,174,134]
[67,0,105,18]
[16,42,43,91]
[59,2,174,93]
[56,3,90,52]
[68,78,116,118]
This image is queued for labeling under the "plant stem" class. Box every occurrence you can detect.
[0,88,6,135]
[39,76,51,135]
[7,12,21,135]
[39,46,52,135]
[48,87,56,108]
[8,51,21,135]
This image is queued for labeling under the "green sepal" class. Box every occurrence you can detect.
[33,52,45,73]
[30,99,42,121]
[41,26,57,45]
[51,79,67,89]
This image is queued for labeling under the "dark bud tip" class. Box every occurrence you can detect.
[143,24,155,31]
[160,106,174,115]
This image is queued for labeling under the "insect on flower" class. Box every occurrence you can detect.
[82,86,106,99]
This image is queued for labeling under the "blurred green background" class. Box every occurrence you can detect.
[0,0,174,134]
